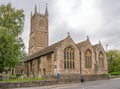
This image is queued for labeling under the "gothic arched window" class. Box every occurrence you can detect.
[64,46,74,69]
[85,49,92,68]
[99,52,104,68]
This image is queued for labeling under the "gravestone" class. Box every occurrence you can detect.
[0,72,9,81]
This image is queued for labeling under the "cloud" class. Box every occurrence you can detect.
[95,0,120,49]
[49,0,120,50]
[1,0,120,53]
[49,0,104,43]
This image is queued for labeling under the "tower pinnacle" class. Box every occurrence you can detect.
[87,35,89,40]
[35,4,37,13]
[29,4,48,56]
[67,32,70,36]
[31,11,32,17]
[45,3,48,16]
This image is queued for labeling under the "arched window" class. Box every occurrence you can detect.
[64,46,74,69]
[85,49,92,68]
[99,52,104,68]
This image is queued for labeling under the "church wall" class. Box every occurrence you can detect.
[40,56,47,78]
[25,58,39,78]
[80,40,96,75]
[40,53,54,78]
[29,60,33,77]
[51,53,56,77]
[54,38,80,78]
[25,39,108,80]
[35,32,48,48]
[53,50,57,76]
[95,46,108,75]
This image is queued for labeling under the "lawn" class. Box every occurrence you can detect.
[0,77,46,83]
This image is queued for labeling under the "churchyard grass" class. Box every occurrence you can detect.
[0,77,46,82]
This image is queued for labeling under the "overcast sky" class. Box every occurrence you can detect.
[0,0,120,53]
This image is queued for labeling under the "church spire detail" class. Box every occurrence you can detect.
[35,4,37,13]
[45,3,48,16]
[31,11,32,17]
[87,35,89,40]
[67,32,70,36]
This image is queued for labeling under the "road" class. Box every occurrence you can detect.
[13,78,120,89]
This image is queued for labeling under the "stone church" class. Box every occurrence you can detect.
[24,5,108,81]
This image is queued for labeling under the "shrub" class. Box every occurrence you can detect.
[9,76,16,79]
[16,74,22,78]
[110,72,120,76]
[102,74,108,78]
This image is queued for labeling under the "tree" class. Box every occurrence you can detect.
[19,49,27,66]
[107,50,120,73]
[0,3,25,73]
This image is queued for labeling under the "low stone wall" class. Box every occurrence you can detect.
[0,78,81,88]
[80,75,108,82]
[0,75,107,88]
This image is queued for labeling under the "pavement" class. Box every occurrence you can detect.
[13,78,120,89]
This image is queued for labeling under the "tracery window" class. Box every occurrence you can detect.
[85,49,92,68]
[64,46,74,69]
[99,52,104,68]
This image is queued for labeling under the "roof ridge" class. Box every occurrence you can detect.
[92,44,100,50]
[76,40,86,45]
[76,40,86,50]
[25,39,64,62]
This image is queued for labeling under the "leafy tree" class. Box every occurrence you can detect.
[0,3,25,73]
[107,50,120,73]
[19,49,27,66]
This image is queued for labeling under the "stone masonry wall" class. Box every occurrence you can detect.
[0,75,108,88]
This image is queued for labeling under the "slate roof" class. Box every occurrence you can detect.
[24,39,64,62]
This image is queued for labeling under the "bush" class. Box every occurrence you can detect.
[110,72,120,76]
[16,74,22,78]
[102,74,108,78]
[9,76,16,79]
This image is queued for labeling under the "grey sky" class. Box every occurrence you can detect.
[0,0,120,53]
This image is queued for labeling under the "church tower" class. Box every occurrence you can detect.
[29,4,48,56]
